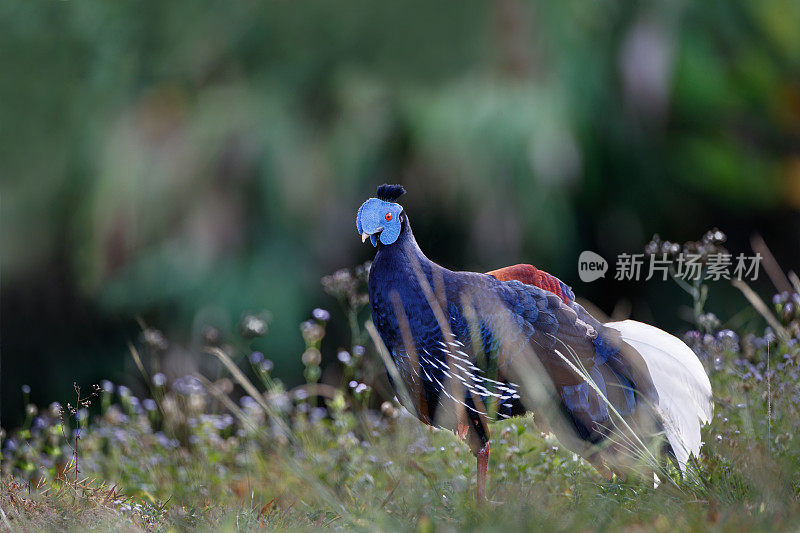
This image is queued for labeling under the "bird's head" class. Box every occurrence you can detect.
[356,184,406,247]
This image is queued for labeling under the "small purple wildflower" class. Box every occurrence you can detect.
[239,396,257,409]
[173,375,204,396]
[294,389,309,401]
[337,350,352,365]
[152,373,167,387]
[213,414,234,430]
[717,329,740,352]
[309,407,327,422]
[312,308,331,322]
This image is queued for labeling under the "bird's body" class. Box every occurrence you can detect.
[358,185,713,499]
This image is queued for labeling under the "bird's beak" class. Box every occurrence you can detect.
[360,227,383,244]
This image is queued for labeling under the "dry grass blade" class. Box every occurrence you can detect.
[366,320,414,411]
[732,279,789,341]
[380,480,401,510]
[389,292,426,419]
[127,341,150,382]
[192,373,260,433]
[0,504,12,530]
[788,271,800,295]
[751,235,792,293]
[204,346,272,414]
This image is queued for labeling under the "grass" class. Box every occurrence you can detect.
[2,261,800,531]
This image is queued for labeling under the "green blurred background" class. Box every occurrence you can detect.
[2,0,800,425]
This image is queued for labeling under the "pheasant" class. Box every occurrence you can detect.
[357,184,713,500]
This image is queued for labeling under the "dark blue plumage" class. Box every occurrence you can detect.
[363,194,657,461]
[357,185,716,499]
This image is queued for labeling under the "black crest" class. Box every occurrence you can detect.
[376,184,406,202]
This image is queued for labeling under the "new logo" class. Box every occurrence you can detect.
[578,251,608,282]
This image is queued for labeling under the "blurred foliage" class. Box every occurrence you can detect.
[2,0,800,423]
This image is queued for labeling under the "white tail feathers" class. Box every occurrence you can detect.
[606,319,713,472]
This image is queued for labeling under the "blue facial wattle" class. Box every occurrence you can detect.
[356,198,404,246]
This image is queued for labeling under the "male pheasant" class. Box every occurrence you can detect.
[357,184,713,500]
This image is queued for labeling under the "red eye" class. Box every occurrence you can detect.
[385,212,392,221]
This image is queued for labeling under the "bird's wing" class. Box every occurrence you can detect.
[488,279,666,455]
[486,264,574,304]
[461,277,598,388]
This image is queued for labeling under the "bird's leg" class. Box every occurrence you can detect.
[586,453,614,481]
[461,402,491,501]
[476,443,489,502]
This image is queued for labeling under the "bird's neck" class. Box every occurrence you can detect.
[374,217,431,274]
[369,217,441,349]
